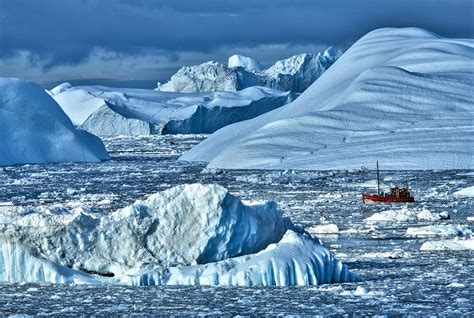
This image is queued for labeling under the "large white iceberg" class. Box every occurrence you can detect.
[49,85,294,136]
[181,28,474,170]
[0,184,357,286]
[0,78,109,166]
[156,48,341,93]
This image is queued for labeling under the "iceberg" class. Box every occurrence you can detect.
[0,78,109,166]
[50,85,294,136]
[0,184,358,286]
[180,28,474,170]
[364,207,442,223]
[156,48,340,93]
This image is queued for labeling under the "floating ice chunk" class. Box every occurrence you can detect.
[454,186,474,197]
[420,238,474,251]
[406,225,472,237]
[306,224,340,234]
[360,250,407,259]
[364,207,441,223]
[340,286,384,297]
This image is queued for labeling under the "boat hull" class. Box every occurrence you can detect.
[362,194,415,203]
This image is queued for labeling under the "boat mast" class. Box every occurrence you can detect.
[376,160,381,196]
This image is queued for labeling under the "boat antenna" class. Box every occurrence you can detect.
[376,160,381,196]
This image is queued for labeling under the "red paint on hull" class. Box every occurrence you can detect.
[362,194,415,203]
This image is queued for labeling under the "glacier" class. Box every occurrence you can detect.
[0,184,357,286]
[49,85,294,136]
[0,78,109,166]
[180,28,474,170]
[156,48,341,93]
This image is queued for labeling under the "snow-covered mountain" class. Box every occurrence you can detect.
[0,78,109,166]
[49,84,294,136]
[0,184,357,286]
[156,48,341,93]
[181,28,474,170]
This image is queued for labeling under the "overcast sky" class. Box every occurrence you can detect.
[1,0,473,88]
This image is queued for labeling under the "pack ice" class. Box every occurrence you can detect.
[156,48,341,93]
[0,184,357,286]
[49,85,294,136]
[181,28,474,170]
[0,78,109,166]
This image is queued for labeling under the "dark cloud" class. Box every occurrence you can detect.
[0,0,472,83]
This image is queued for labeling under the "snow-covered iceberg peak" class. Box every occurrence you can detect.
[0,184,358,286]
[156,48,341,93]
[157,61,240,92]
[0,77,110,166]
[228,54,263,72]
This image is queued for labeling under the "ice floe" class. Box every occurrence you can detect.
[453,186,474,197]
[306,224,340,234]
[364,207,442,223]
[406,225,472,237]
[420,238,474,251]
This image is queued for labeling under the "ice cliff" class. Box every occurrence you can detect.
[0,78,109,166]
[156,48,341,93]
[0,184,357,286]
[181,28,474,170]
[50,85,294,136]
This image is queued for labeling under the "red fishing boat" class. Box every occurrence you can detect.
[362,161,415,203]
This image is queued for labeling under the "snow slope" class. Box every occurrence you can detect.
[50,85,293,136]
[0,78,109,166]
[181,28,474,170]
[156,48,340,93]
[0,184,357,286]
